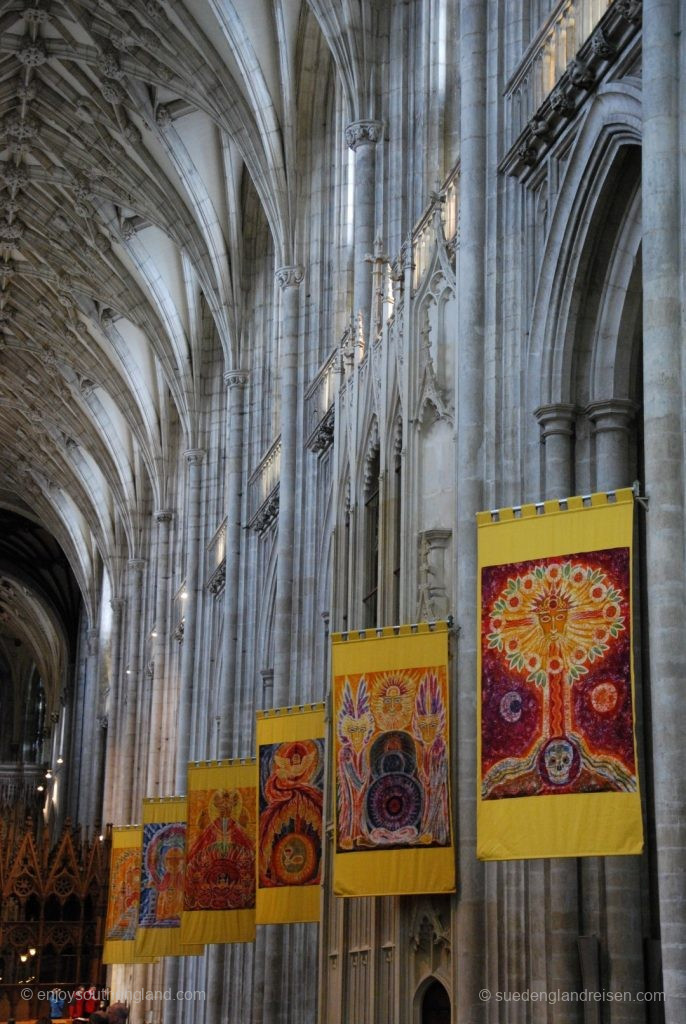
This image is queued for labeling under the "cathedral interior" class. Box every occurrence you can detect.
[0,1,683,1022]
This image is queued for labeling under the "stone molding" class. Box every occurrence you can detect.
[585,398,637,433]
[501,0,642,181]
[207,559,226,597]
[224,369,249,390]
[154,508,174,523]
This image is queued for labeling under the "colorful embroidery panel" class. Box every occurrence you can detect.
[139,821,187,928]
[185,786,256,911]
[481,547,635,800]
[333,667,451,853]
[105,846,141,941]
[258,739,324,889]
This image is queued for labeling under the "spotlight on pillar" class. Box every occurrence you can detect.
[126,668,131,675]
[28,948,36,957]
[36,785,44,792]
[99,834,104,841]
[181,591,188,599]
[151,629,158,637]
[20,954,27,963]
[56,755,63,764]
[45,770,52,779]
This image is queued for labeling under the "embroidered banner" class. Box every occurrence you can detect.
[256,704,325,924]
[134,797,203,958]
[103,827,156,964]
[180,759,256,945]
[477,488,644,859]
[332,622,455,897]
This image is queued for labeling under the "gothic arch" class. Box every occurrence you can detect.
[413,974,452,1024]
[525,81,642,494]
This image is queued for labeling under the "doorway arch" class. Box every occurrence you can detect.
[420,978,451,1024]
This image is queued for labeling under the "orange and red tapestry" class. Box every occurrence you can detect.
[477,489,644,860]
[180,760,256,945]
[256,704,325,924]
[103,826,156,964]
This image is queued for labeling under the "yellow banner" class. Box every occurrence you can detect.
[256,704,325,924]
[332,622,455,897]
[180,760,256,945]
[103,827,156,964]
[134,797,204,958]
[477,488,644,860]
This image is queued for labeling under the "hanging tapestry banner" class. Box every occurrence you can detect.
[477,488,644,860]
[134,798,204,958]
[103,826,157,965]
[256,704,325,924]
[332,621,455,897]
[180,759,256,945]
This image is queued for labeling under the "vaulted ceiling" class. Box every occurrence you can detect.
[0,1,371,660]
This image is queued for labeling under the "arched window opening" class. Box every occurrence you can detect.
[392,440,402,625]
[363,448,381,628]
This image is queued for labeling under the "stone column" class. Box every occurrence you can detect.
[175,449,206,792]
[643,5,686,1013]
[165,454,204,1024]
[78,627,99,829]
[147,509,173,797]
[535,404,577,497]
[219,370,248,756]
[118,559,146,823]
[102,595,124,824]
[536,403,581,1020]
[90,714,107,829]
[586,398,644,1021]
[272,267,302,708]
[260,269,304,1023]
[586,399,636,490]
[205,376,248,1024]
[454,1,487,1017]
[345,120,382,340]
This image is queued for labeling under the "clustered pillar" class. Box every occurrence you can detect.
[272,266,302,709]
[345,119,382,341]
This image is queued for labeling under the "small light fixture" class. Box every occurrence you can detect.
[99,834,104,842]
[45,770,52,780]
[126,668,131,675]
[151,629,158,637]
[56,755,64,764]
[20,954,27,963]
[37,784,44,792]
[181,590,188,600]
[28,947,36,957]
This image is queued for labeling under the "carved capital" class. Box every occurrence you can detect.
[534,403,576,439]
[275,265,303,290]
[127,558,146,573]
[585,398,636,434]
[154,508,174,523]
[184,448,206,466]
[223,369,249,390]
[345,119,383,151]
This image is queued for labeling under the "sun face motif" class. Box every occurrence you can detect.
[486,559,626,687]
[372,674,414,731]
